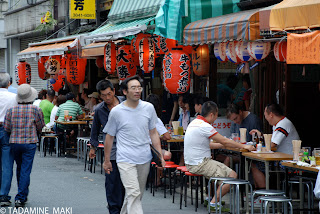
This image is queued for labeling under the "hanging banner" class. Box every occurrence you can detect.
[287,31,320,64]
[70,0,96,19]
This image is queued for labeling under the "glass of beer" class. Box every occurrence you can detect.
[313,148,320,166]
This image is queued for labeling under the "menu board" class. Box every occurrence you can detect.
[287,31,320,64]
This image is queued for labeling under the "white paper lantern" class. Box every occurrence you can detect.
[226,41,241,64]
[139,38,155,73]
[274,41,287,62]
[235,41,252,62]
[247,42,271,61]
[45,58,60,75]
[213,42,228,62]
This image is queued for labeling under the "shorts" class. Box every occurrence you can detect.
[186,157,233,180]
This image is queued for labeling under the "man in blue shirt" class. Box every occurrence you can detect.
[89,80,125,214]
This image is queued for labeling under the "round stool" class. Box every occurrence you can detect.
[220,179,253,214]
[40,135,59,157]
[260,196,293,214]
[288,177,314,210]
[251,189,286,214]
[183,171,203,212]
[207,177,236,214]
[163,164,180,198]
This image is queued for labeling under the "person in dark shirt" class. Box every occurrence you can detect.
[89,80,125,214]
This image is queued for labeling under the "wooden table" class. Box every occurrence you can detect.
[167,136,184,152]
[55,120,88,157]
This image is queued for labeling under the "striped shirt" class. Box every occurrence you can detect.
[56,100,83,129]
[4,104,44,144]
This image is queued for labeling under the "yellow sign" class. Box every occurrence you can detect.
[70,0,96,19]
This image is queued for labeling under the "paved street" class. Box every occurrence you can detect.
[1,151,208,214]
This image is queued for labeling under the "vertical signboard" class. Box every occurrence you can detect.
[70,0,96,19]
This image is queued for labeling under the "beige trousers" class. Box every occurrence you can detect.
[117,161,150,214]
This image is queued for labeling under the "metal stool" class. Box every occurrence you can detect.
[40,135,59,157]
[207,177,235,214]
[220,179,253,214]
[260,196,293,214]
[251,189,286,214]
[287,177,314,210]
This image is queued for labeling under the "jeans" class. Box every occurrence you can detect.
[105,160,125,214]
[117,161,150,214]
[0,127,14,198]
[13,143,37,202]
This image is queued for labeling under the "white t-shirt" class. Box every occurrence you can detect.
[33,99,41,107]
[103,100,157,164]
[46,105,58,128]
[272,117,300,154]
[148,118,168,143]
[0,88,17,123]
[184,116,218,165]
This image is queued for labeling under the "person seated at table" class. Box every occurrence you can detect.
[33,89,47,107]
[193,94,209,116]
[39,89,55,126]
[249,103,300,189]
[55,92,84,146]
[81,89,94,113]
[46,95,66,131]
[178,93,190,131]
[184,101,255,210]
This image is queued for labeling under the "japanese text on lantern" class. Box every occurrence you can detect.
[164,53,173,79]
[212,122,231,129]
[287,31,320,64]
[70,0,96,19]
[177,54,190,93]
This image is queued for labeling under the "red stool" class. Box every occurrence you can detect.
[181,171,203,212]
[173,166,187,204]
[163,164,180,198]
[97,144,104,174]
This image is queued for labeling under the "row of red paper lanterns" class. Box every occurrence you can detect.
[15,54,87,92]
[214,40,287,63]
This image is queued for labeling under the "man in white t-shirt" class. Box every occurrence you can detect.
[184,101,255,209]
[250,103,300,189]
[103,76,165,214]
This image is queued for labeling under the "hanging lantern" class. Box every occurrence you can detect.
[163,49,191,94]
[95,56,104,68]
[247,41,271,61]
[15,60,31,85]
[159,37,178,54]
[139,38,155,73]
[235,41,252,62]
[133,33,151,53]
[274,41,287,62]
[59,55,67,69]
[150,34,163,55]
[117,45,136,81]
[38,56,49,80]
[45,58,60,75]
[104,41,117,74]
[51,69,66,92]
[191,45,209,76]
[131,38,140,67]
[66,56,87,85]
[213,42,228,62]
[226,41,241,64]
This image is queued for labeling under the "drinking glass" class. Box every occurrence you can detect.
[231,133,239,143]
[313,148,320,166]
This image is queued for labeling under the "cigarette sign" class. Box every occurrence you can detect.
[70,0,96,19]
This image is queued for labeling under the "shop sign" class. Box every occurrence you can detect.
[70,0,96,19]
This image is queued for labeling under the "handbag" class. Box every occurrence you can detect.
[150,144,162,167]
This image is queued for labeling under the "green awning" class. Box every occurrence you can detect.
[108,0,164,23]
[154,0,240,43]
[85,17,155,42]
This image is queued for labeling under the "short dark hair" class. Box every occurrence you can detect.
[66,92,75,101]
[38,89,47,99]
[265,103,284,117]
[56,95,66,106]
[201,101,218,117]
[146,94,160,111]
[47,89,55,98]
[82,89,91,96]
[120,75,143,92]
[226,104,244,119]
[96,79,114,94]
[193,94,209,105]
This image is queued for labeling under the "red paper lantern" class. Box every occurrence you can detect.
[104,42,117,74]
[95,56,104,68]
[163,49,191,94]
[45,58,60,75]
[66,56,87,85]
[59,55,67,69]
[139,38,155,73]
[274,41,287,62]
[131,38,140,67]
[133,33,151,53]
[51,70,66,92]
[15,60,31,85]
[159,37,178,54]
[38,56,49,80]
[150,35,163,55]
[117,45,136,81]
[191,45,209,76]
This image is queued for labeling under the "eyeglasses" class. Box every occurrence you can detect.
[130,86,143,91]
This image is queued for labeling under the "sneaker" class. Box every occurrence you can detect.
[15,200,26,207]
[204,197,211,206]
[0,196,11,207]
[249,197,262,207]
[208,202,230,212]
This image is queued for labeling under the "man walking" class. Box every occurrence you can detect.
[0,71,17,206]
[103,76,165,214]
[89,80,125,214]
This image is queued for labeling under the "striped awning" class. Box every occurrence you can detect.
[108,0,163,23]
[183,8,261,45]
[85,17,155,42]
[81,42,108,57]
[270,0,320,31]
